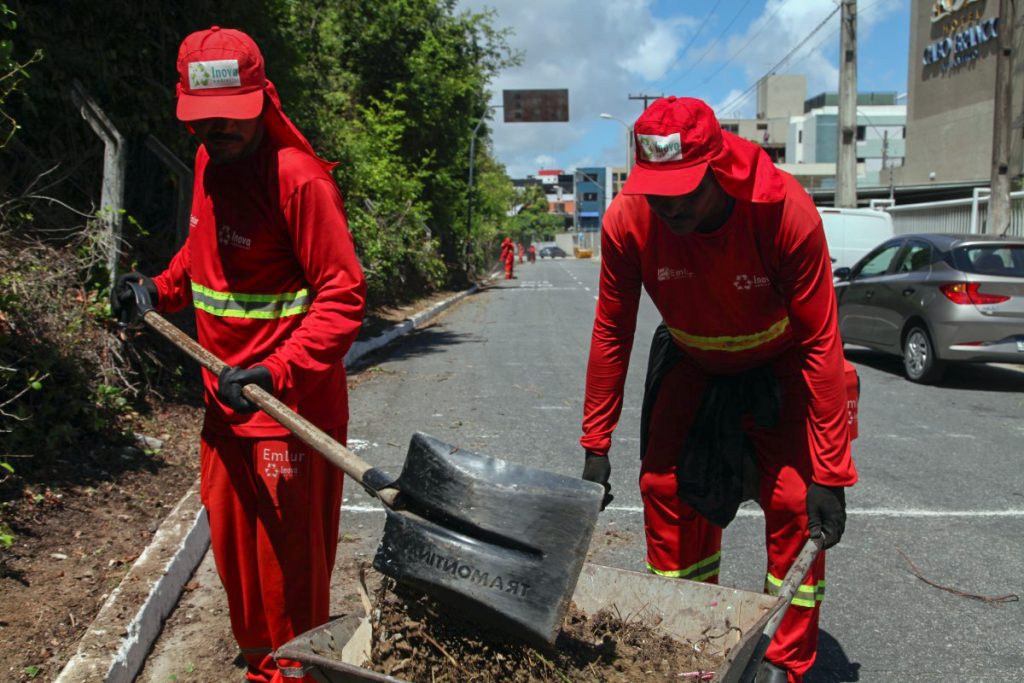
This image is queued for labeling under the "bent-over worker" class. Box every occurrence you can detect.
[579,97,857,683]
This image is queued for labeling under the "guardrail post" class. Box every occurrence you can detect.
[69,80,126,289]
[970,187,991,234]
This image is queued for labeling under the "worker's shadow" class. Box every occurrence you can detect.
[804,629,860,682]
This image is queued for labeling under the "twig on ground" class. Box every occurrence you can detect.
[896,547,1019,603]
[420,630,460,670]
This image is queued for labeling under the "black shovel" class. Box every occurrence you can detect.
[120,282,603,645]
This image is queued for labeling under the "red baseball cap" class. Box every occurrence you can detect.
[175,26,266,122]
[622,97,724,196]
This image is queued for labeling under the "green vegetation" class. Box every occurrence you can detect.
[2,0,520,303]
[0,1,524,469]
[507,184,565,245]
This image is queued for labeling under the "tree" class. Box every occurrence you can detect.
[507,183,562,245]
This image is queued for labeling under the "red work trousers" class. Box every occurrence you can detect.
[504,253,515,279]
[639,352,826,682]
[200,426,345,683]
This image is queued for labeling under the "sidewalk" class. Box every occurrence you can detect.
[54,285,478,683]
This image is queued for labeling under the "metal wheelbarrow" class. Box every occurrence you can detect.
[275,538,823,683]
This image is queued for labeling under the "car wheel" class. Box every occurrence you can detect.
[903,325,945,384]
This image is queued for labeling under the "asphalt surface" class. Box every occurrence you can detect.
[342,257,1024,682]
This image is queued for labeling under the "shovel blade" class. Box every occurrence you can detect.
[372,432,603,645]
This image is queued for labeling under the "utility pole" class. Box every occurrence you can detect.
[882,129,894,203]
[836,0,858,208]
[629,93,664,110]
[990,0,1015,235]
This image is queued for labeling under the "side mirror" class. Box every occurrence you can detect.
[833,267,852,281]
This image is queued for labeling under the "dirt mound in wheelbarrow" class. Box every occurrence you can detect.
[366,578,723,682]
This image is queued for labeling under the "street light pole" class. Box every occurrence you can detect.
[600,113,634,171]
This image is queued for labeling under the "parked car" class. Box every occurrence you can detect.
[539,246,567,258]
[819,207,895,271]
[833,233,1024,383]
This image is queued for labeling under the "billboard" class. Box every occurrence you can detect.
[503,89,569,123]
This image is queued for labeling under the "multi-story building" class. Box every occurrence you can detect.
[511,170,575,230]
[785,92,906,190]
[719,74,806,163]
[892,0,1024,188]
[574,167,612,232]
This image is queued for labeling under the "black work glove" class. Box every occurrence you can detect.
[111,272,158,322]
[807,483,846,550]
[217,365,273,413]
[582,450,614,511]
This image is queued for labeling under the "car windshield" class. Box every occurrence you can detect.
[954,244,1024,277]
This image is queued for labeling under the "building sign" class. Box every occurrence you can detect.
[502,90,569,123]
[931,0,982,23]
[922,15,999,71]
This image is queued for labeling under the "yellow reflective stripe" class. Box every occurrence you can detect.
[190,282,311,319]
[765,572,825,607]
[667,316,791,353]
[647,550,721,580]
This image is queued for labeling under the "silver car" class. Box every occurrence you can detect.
[833,233,1024,383]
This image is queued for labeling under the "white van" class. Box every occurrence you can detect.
[818,207,895,271]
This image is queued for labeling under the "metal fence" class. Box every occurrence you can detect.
[885,188,1024,238]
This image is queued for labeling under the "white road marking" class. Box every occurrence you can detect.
[345,439,377,452]
[535,405,571,410]
[339,505,1024,517]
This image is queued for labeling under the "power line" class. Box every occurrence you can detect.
[716,0,890,117]
[716,5,841,116]
[652,0,725,84]
[694,0,794,89]
[661,0,756,88]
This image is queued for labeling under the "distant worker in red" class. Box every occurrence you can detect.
[579,97,858,683]
[528,243,537,263]
[111,27,365,683]
[500,236,515,279]
[518,242,525,264]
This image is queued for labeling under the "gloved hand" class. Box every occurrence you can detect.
[111,272,158,322]
[582,450,614,511]
[807,483,846,550]
[217,365,273,413]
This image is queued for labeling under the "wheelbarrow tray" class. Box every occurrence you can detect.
[276,561,793,683]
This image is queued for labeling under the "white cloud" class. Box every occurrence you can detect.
[533,154,557,169]
[458,0,699,177]
[458,0,906,175]
[697,0,906,117]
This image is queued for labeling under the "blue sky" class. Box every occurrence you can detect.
[457,0,911,178]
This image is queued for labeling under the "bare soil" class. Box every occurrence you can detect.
[0,404,203,682]
[0,291,465,682]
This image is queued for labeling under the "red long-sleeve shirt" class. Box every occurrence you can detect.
[581,172,857,487]
[153,137,366,437]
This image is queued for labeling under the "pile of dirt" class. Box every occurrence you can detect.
[364,579,723,682]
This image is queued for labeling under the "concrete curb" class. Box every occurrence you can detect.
[55,485,209,683]
[55,285,478,682]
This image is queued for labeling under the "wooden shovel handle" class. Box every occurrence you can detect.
[140,308,398,507]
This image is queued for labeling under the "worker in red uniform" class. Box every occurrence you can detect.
[111,27,366,683]
[579,97,857,683]
[501,236,515,279]
[528,244,537,263]
[518,242,525,264]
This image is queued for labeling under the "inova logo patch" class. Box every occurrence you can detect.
[638,133,683,163]
[188,60,241,90]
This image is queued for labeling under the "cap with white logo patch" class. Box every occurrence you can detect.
[176,26,265,122]
[621,96,786,203]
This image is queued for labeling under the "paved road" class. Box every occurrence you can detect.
[344,257,1024,682]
